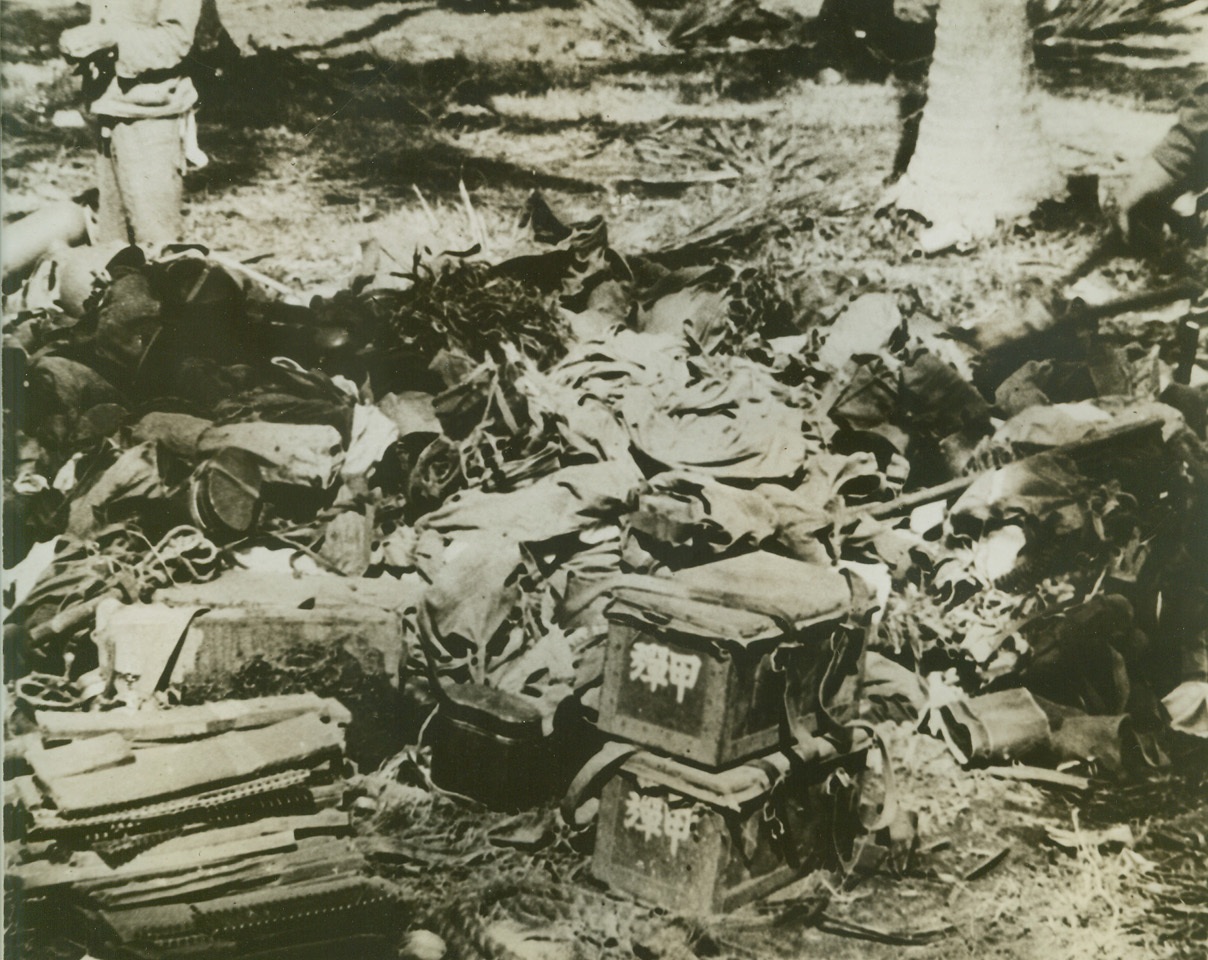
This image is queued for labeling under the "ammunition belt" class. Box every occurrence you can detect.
[31,769,313,835]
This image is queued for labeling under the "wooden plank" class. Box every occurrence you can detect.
[46,713,344,814]
[984,764,1090,791]
[9,832,298,893]
[36,693,350,743]
[27,733,132,783]
[865,414,1166,521]
[121,810,350,862]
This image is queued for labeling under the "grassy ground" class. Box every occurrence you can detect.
[2,2,1206,958]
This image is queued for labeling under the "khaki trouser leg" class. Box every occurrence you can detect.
[105,117,186,247]
[95,125,130,245]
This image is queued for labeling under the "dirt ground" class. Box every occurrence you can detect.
[2,1,1206,958]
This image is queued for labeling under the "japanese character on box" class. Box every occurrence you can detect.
[628,641,701,704]
[623,791,697,854]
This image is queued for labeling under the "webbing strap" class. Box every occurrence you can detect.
[849,720,898,833]
[559,741,642,829]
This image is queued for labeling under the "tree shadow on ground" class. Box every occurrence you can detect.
[289,6,436,52]
[189,41,852,201]
[314,121,602,196]
[307,0,408,9]
[0,122,92,188]
[186,125,273,195]
[197,48,590,129]
[1036,51,1199,110]
[307,0,574,7]
[193,46,607,199]
[196,42,851,133]
[0,1,88,62]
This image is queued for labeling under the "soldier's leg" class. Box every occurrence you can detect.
[94,122,130,244]
[110,116,185,247]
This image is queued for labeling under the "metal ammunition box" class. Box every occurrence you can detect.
[428,683,552,811]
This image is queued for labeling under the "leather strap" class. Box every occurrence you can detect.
[849,720,899,833]
[559,740,642,829]
[412,603,454,708]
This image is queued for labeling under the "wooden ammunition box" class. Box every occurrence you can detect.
[151,572,424,688]
[598,553,850,768]
[592,746,865,914]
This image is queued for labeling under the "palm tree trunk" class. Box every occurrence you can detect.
[894,0,1063,242]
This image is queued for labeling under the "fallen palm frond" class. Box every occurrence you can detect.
[1034,0,1208,67]
[1037,0,1206,39]
[1141,817,1208,950]
[667,0,790,49]
[631,121,818,188]
[581,0,665,50]
[638,182,823,266]
[385,256,570,372]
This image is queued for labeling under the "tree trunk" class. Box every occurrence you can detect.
[193,0,243,73]
[894,0,1062,244]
